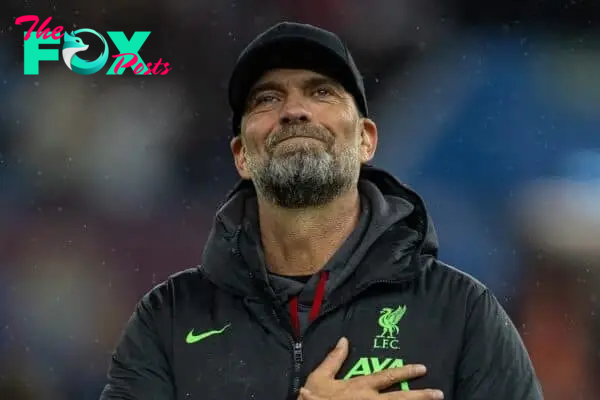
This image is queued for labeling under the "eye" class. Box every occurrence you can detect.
[253,93,279,106]
[313,87,333,97]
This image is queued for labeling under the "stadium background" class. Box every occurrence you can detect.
[1,1,600,398]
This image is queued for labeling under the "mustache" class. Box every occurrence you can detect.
[266,124,334,149]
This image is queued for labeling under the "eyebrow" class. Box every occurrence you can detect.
[247,81,286,102]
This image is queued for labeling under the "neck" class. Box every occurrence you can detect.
[257,188,361,277]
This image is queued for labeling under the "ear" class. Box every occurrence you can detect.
[359,118,378,163]
[230,135,251,180]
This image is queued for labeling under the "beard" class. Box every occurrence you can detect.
[245,124,361,208]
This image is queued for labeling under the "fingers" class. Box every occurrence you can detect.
[381,389,444,400]
[360,364,428,390]
[298,388,327,400]
[312,337,349,378]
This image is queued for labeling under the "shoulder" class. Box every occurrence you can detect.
[418,258,507,328]
[427,259,516,333]
[425,258,489,302]
[139,266,215,310]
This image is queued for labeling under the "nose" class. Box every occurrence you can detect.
[279,94,312,125]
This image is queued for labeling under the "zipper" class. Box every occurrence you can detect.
[292,341,304,392]
[267,305,304,397]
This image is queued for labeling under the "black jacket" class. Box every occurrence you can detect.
[100,166,543,400]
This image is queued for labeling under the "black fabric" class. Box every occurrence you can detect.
[270,273,312,284]
[100,165,544,400]
[228,21,368,134]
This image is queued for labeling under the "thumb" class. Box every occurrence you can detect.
[299,388,327,400]
[313,337,349,378]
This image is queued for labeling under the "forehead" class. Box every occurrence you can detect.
[251,68,343,90]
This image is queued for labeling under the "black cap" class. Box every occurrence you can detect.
[228,22,368,135]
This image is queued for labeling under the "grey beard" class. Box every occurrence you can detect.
[249,146,360,208]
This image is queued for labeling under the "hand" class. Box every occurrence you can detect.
[298,337,444,400]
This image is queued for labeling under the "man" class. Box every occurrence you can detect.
[100,22,543,400]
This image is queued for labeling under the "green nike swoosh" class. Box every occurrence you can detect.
[186,323,231,344]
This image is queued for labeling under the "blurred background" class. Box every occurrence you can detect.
[1,0,600,399]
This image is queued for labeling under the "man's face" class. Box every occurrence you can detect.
[231,69,377,208]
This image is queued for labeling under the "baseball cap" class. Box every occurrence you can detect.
[228,22,368,135]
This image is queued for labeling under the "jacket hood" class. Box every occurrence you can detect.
[200,165,438,298]
[358,165,438,258]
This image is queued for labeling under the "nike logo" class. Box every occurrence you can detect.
[186,324,231,344]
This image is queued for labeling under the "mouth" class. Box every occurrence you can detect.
[276,136,324,145]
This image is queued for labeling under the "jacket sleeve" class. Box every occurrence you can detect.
[454,289,544,400]
[99,287,175,400]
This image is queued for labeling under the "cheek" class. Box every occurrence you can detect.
[333,117,361,145]
[241,138,261,158]
[322,104,357,133]
[245,109,279,132]
[243,115,278,149]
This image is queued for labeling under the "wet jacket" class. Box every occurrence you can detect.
[100,166,543,400]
